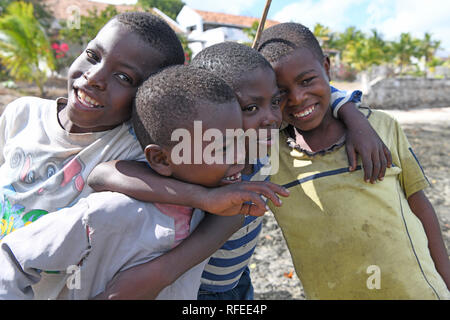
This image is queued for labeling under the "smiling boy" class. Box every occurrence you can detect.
[0,12,185,237]
[257,22,450,299]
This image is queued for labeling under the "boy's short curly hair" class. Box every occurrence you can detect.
[115,11,185,67]
[191,41,273,91]
[257,22,324,64]
[132,65,237,149]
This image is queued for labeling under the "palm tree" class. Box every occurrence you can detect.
[0,1,55,96]
[313,23,332,48]
[332,26,365,53]
[390,32,421,75]
[418,32,441,77]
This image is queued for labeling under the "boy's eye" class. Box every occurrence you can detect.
[116,73,133,84]
[301,77,315,86]
[272,97,281,108]
[242,104,258,113]
[86,49,99,62]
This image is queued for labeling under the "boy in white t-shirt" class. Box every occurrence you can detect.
[0,12,186,237]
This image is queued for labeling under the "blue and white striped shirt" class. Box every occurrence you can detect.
[199,158,269,292]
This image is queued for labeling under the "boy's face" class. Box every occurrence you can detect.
[272,48,331,132]
[63,20,164,133]
[168,101,245,188]
[234,66,282,149]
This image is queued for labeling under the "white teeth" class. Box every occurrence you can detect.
[77,89,102,108]
[224,172,242,181]
[294,105,315,118]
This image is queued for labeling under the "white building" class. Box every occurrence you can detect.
[176,5,279,57]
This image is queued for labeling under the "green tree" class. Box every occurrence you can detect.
[242,20,259,46]
[419,33,441,65]
[59,5,119,48]
[390,32,422,74]
[418,32,441,76]
[0,0,53,28]
[313,23,333,49]
[343,30,387,71]
[137,0,185,20]
[0,1,55,96]
[331,26,365,52]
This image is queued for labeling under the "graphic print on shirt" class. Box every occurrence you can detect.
[1,148,86,238]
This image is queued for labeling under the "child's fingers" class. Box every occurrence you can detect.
[370,151,381,184]
[377,148,387,181]
[245,204,265,217]
[241,182,288,207]
[264,181,290,197]
[345,143,357,172]
[241,193,267,216]
[384,144,392,168]
[361,153,373,183]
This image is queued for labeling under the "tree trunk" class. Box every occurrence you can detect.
[35,77,46,98]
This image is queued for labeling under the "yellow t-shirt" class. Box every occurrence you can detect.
[269,108,449,300]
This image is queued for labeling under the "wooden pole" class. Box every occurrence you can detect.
[252,0,272,49]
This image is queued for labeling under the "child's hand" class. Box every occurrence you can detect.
[338,102,392,183]
[345,121,392,184]
[202,181,290,216]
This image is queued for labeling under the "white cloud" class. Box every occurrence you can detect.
[272,0,450,53]
[184,0,260,16]
[272,0,364,31]
[371,0,450,53]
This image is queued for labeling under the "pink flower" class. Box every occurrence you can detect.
[51,43,60,50]
[60,43,69,52]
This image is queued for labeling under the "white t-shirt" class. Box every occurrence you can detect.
[0,97,145,239]
[0,191,206,300]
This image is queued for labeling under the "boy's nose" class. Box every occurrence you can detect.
[83,66,107,91]
[288,86,306,107]
[260,108,281,128]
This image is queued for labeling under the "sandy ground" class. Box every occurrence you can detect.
[250,107,450,300]
[0,81,449,300]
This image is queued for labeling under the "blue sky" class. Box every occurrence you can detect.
[96,0,450,55]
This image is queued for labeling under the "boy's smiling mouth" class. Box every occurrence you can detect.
[293,103,317,119]
[75,88,104,109]
[220,171,242,185]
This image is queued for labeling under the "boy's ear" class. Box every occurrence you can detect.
[144,144,173,177]
[323,55,331,81]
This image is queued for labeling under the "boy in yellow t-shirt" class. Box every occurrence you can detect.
[257,22,450,299]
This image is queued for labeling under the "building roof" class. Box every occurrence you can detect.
[40,0,185,34]
[41,0,135,20]
[193,9,279,29]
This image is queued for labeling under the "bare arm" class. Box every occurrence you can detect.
[408,190,450,289]
[338,102,392,183]
[94,213,244,299]
[88,160,288,299]
[88,160,289,216]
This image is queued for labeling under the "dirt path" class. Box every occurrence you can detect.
[251,107,450,300]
